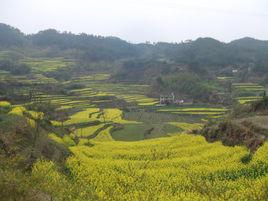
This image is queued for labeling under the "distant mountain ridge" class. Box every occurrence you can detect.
[1,23,268,52]
[1,23,268,75]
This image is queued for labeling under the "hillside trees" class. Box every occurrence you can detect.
[30,29,137,61]
[0,23,26,47]
[1,23,268,75]
[113,59,173,83]
[0,59,31,75]
[153,72,213,101]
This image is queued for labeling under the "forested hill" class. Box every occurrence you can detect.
[1,23,268,66]
[0,23,138,60]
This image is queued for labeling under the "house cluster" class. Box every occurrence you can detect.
[159,92,192,105]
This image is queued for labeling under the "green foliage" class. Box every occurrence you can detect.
[0,23,26,47]
[251,96,268,112]
[0,101,11,107]
[241,153,253,164]
[62,135,76,147]
[30,29,137,61]
[1,24,268,82]
[0,101,11,113]
[0,59,31,75]
[0,158,30,201]
[114,59,172,83]
[156,72,214,101]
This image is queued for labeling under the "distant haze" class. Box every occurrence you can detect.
[0,0,268,43]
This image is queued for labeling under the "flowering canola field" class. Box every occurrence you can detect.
[33,134,268,201]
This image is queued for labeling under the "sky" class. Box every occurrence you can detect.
[0,0,267,43]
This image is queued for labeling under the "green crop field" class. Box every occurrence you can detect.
[232,83,265,104]
[22,57,74,73]
[1,68,230,144]
[30,75,229,143]
[157,107,228,119]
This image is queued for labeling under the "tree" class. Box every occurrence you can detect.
[56,110,69,130]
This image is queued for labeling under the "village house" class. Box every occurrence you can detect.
[159,92,192,105]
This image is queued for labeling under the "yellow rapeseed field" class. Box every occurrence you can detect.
[32,134,268,201]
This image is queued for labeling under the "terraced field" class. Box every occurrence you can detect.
[3,100,268,200]
[2,69,202,142]
[69,82,159,106]
[217,76,234,81]
[2,69,229,143]
[22,57,74,73]
[0,59,231,142]
[44,101,226,143]
[157,107,228,119]
[233,83,265,104]
[32,134,268,200]
[1,59,230,143]
[47,100,223,143]
[2,68,268,200]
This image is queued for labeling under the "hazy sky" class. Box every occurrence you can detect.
[0,0,267,43]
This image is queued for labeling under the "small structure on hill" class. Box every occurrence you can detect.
[159,92,192,105]
[159,93,175,105]
[232,69,238,73]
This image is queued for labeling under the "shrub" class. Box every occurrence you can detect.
[241,153,253,164]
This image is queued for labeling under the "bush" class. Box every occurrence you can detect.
[0,60,31,75]
[251,96,268,112]
[0,101,11,113]
[241,153,252,164]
